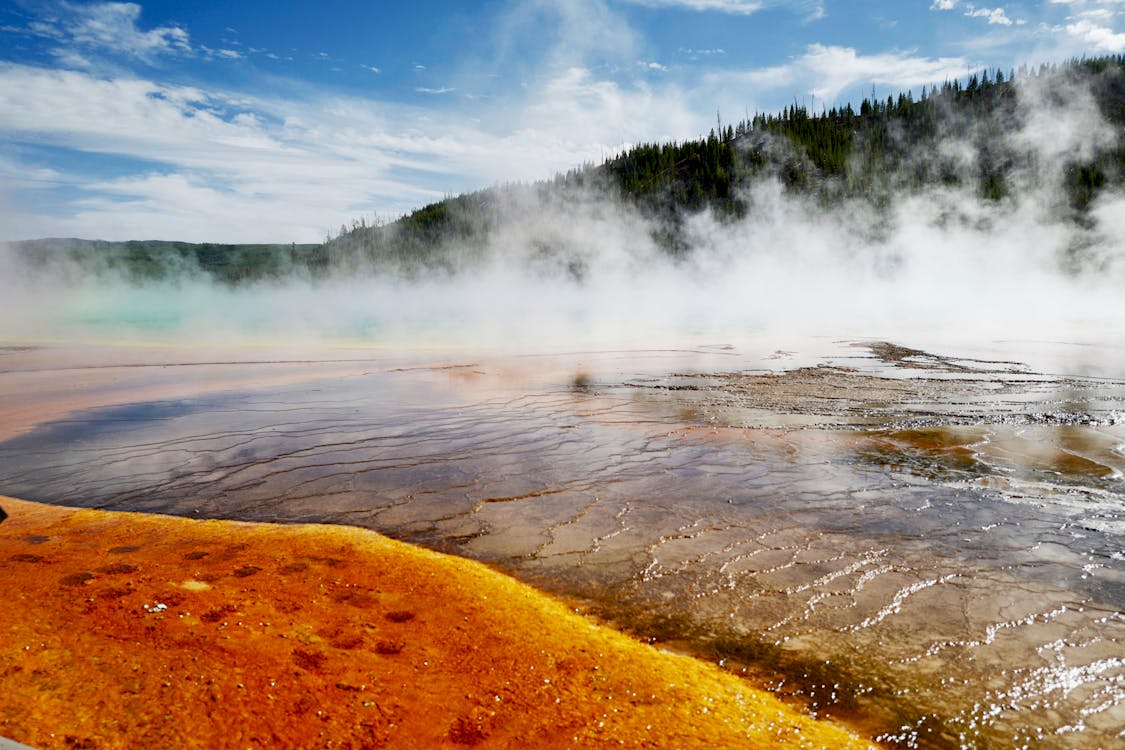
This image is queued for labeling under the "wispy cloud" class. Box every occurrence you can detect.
[966,7,1017,25]
[1047,1,1125,6]
[24,1,190,64]
[709,44,969,105]
[619,0,764,13]
[931,1,1026,25]
[679,47,727,56]
[1063,17,1125,51]
[619,0,825,18]
[0,62,437,241]
[0,57,704,241]
[1036,0,1125,54]
[0,0,709,241]
[200,46,243,61]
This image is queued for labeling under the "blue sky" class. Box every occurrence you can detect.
[1,0,1123,243]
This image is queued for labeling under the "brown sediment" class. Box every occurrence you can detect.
[0,495,879,750]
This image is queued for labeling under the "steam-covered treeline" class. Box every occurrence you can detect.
[327,54,1125,272]
[10,238,327,285]
[9,54,1125,284]
[609,57,1124,216]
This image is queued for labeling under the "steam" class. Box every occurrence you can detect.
[2,73,1123,352]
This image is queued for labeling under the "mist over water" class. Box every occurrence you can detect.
[4,188,1125,348]
[2,75,1124,349]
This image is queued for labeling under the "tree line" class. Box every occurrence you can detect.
[329,54,1124,271]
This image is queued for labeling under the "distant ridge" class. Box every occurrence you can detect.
[9,238,324,285]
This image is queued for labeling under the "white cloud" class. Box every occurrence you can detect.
[490,0,642,75]
[1064,18,1125,50]
[0,154,66,191]
[200,46,243,60]
[0,63,442,241]
[67,2,189,56]
[933,1,1025,25]
[0,57,707,242]
[415,86,455,94]
[619,0,825,17]
[966,7,1015,25]
[711,45,969,106]
[1076,9,1117,20]
[1033,0,1125,55]
[514,66,697,159]
[26,2,190,64]
[620,0,764,12]
[34,173,328,245]
[49,47,98,70]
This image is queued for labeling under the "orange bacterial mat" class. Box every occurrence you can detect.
[0,496,877,749]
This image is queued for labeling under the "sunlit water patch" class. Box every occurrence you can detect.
[0,340,1122,749]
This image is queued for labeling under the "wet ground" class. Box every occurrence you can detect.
[0,337,1122,749]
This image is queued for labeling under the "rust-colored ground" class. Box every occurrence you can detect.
[0,497,877,749]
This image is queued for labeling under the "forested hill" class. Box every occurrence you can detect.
[325,54,1125,274]
[606,56,1125,217]
[11,55,1125,283]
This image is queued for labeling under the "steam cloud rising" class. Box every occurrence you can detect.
[3,74,1123,351]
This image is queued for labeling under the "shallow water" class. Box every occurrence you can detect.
[0,338,1122,749]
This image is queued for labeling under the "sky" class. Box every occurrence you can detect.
[1,0,1123,244]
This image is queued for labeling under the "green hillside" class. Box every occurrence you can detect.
[329,55,1125,271]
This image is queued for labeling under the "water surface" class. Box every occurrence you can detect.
[1,338,1122,749]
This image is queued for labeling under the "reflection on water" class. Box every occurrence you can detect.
[0,339,1123,749]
